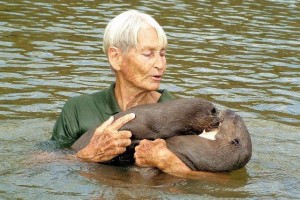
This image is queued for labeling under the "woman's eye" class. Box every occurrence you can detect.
[142,51,152,57]
[141,50,166,57]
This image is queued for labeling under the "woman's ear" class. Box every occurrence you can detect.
[108,47,121,71]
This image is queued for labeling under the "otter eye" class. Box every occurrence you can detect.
[211,108,217,114]
[231,139,240,147]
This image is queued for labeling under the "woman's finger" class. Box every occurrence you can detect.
[110,113,135,130]
[94,116,114,135]
[116,130,132,139]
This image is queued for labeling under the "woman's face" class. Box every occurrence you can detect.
[118,25,167,92]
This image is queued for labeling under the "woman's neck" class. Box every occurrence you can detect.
[114,80,161,111]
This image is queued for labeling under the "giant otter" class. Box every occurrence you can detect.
[72,98,252,172]
[166,109,252,172]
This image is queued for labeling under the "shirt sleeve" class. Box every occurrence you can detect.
[51,102,80,147]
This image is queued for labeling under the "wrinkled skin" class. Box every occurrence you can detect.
[72,98,252,172]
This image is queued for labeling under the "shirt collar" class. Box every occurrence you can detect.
[105,83,121,115]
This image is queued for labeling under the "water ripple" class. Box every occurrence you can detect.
[0,0,299,124]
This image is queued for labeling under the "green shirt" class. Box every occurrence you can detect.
[51,83,175,147]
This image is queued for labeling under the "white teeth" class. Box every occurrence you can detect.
[199,129,219,140]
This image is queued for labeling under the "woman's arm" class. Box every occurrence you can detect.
[134,139,229,182]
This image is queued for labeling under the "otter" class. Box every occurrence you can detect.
[72,98,252,172]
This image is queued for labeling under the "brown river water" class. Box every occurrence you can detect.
[0,0,299,199]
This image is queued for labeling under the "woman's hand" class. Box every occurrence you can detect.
[134,139,230,183]
[134,139,190,173]
[76,113,135,162]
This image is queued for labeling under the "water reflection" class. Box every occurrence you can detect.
[80,165,251,198]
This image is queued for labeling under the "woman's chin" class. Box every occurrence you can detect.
[143,82,160,91]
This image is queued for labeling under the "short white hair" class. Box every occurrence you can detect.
[102,10,168,55]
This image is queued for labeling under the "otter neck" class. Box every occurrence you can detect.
[114,81,161,111]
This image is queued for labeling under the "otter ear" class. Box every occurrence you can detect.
[108,47,121,71]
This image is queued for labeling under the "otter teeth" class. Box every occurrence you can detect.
[199,129,218,140]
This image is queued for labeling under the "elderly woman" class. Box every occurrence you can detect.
[51,10,203,178]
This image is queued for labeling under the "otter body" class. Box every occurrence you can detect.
[72,98,252,172]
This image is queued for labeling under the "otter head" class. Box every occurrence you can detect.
[192,105,220,134]
[195,109,252,171]
[213,109,252,171]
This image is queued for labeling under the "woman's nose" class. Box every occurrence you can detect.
[154,53,166,70]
